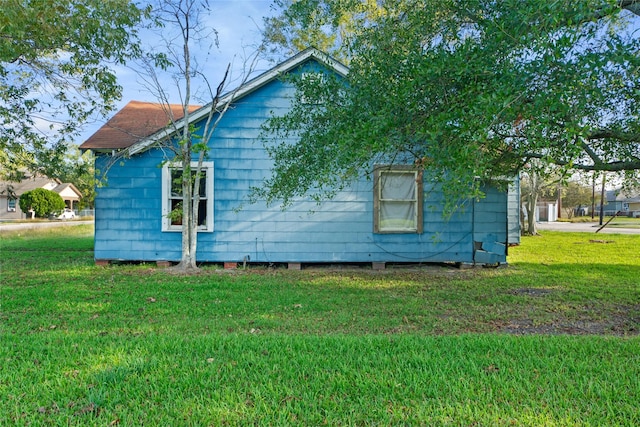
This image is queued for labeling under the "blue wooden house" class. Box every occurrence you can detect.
[80,48,520,268]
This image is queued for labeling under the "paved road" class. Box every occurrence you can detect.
[536,221,640,235]
[0,220,93,232]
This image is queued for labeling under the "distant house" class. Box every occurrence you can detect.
[0,173,82,220]
[604,190,640,217]
[80,48,520,268]
[535,200,558,222]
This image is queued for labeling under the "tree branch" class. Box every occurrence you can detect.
[524,152,640,172]
[588,129,640,143]
[620,0,640,16]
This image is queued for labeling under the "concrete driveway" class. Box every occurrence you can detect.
[536,221,640,235]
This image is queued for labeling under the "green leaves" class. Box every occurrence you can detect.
[18,187,66,218]
[260,0,640,210]
[0,0,148,174]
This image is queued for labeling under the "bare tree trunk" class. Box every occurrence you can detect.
[556,187,562,219]
[176,0,197,271]
[599,173,606,226]
[525,190,538,235]
[188,150,206,269]
[179,159,198,270]
[137,1,261,272]
[522,169,540,235]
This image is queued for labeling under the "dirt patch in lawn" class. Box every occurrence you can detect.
[499,306,639,336]
[511,287,555,297]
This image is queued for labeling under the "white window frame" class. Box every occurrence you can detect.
[7,197,16,212]
[161,161,214,232]
[373,165,423,234]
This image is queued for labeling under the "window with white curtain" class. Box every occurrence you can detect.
[374,166,423,233]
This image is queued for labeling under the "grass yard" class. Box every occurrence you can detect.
[606,216,640,229]
[560,216,640,229]
[1,225,639,426]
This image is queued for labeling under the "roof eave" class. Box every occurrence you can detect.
[127,48,349,156]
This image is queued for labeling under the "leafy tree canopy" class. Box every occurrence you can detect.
[561,181,595,218]
[18,187,65,218]
[0,0,149,176]
[259,0,640,211]
[263,0,385,63]
[57,146,96,209]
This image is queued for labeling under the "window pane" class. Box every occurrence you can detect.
[197,174,206,197]
[381,172,415,200]
[171,170,183,197]
[380,201,416,231]
[169,168,208,227]
[374,167,422,234]
[170,199,182,226]
[197,200,207,226]
[171,170,208,196]
[169,200,207,226]
[164,162,213,232]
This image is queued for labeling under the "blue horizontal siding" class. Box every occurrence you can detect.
[93,60,512,264]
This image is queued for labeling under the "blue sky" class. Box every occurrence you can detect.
[79,0,277,143]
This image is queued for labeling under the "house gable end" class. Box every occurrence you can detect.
[127,48,348,156]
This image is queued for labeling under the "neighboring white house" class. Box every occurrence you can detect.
[535,200,558,222]
[0,172,82,220]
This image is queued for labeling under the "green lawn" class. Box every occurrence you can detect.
[607,216,640,229]
[1,226,638,425]
[560,215,640,228]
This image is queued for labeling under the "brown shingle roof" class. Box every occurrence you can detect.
[0,174,60,195]
[79,101,200,150]
[0,174,80,199]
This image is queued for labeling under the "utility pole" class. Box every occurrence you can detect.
[591,171,596,220]
[598,173,606,226]
[557,187,562,219]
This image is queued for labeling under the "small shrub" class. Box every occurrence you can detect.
[18,188,65,218]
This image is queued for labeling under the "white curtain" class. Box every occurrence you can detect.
[380,172,417,230]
